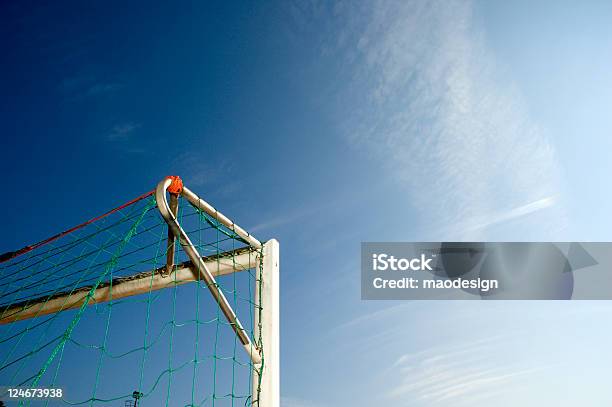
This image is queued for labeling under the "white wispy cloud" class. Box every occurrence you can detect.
[172,151,236,188]
[330,0,567,240]
[248,199,339,234]
[280,2,572,405]
[335,303,411,331]
[281,396,326,407]
[86,82,123,96]
[60,74,123,99]
[450,194,558,235]
[249,210,314,234]
[108,122,141,140]
[387,336,549,404]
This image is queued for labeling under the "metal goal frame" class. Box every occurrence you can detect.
[0,176,280,407]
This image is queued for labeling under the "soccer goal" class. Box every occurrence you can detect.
[0,176,279,407]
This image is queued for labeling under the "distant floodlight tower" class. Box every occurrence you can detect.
[132,391,143,407]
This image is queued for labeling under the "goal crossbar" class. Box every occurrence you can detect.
[0,246,260,324]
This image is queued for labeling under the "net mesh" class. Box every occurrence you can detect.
[0,193,263,406]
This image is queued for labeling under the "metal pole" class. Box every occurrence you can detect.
[163,193,179,276]
[155,177,262,364]
[0,247,260,324]
[252,239,280,407]
[181,186,262,250]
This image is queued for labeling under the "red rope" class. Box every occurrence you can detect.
[0,189,155,264]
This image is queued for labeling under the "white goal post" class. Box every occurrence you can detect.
[0,176,280,407]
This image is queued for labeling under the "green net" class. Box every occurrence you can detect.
[0,193,264,406]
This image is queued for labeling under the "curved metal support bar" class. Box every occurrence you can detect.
[155,178,262,365]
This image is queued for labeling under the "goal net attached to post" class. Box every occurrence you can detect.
[0,176,279,407]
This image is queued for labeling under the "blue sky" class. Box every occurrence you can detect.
[2,0,612,405]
